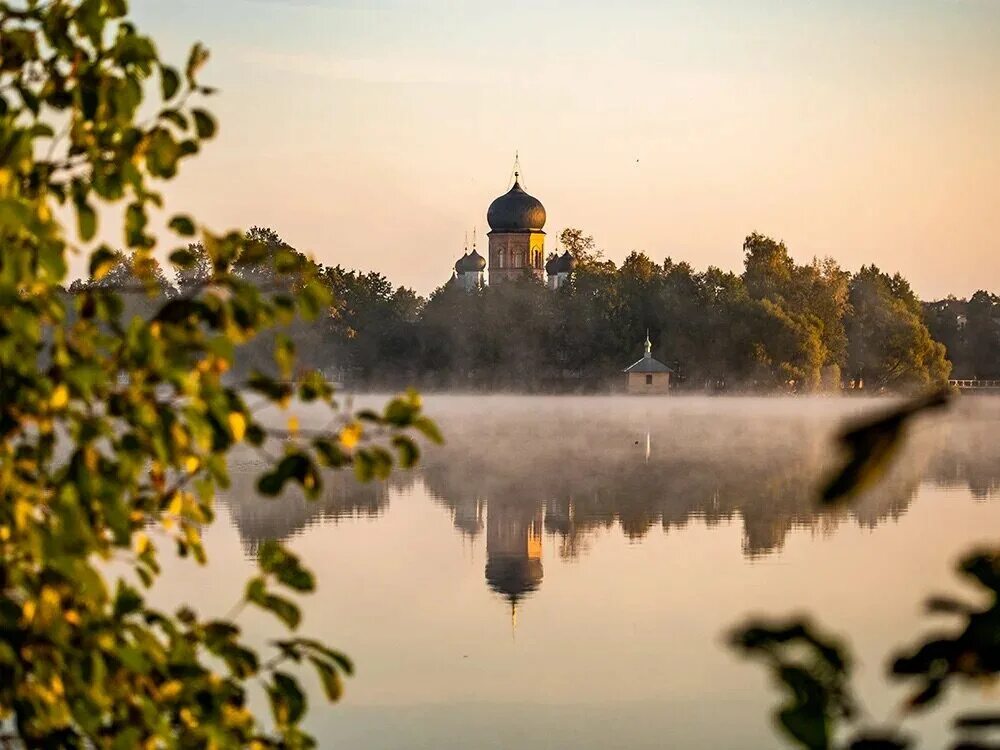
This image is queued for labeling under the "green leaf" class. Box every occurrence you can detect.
[125,202,148,248]
[169,248,196,268]
[392,435,420,468]
[313,438,348,468]
[111,727,142,750]
[160,64,181,100]
[258,541,315,592]
[268,672,307,727]
[353,451,374,482]
[247,579,301,630]
[298,279,332,320]
[114,646,151,675]
[413,416,444,444]
[89,247,119,280]
[822,389,949,504]
[845,735,909,750]
[954,713,1000,729]
[247,372,294,401]
[159,108,188,130]
[308,656,344,702]
[192,108,217,139]
[219,643,260,679]
[114,580,143,618]
[186,42,210,85]
[384,397,418,426]
[257,453,320,499]
[77,202,97,242]
[274,335,295,379]
[168,214,196,237]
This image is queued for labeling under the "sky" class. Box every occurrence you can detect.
[127,0,1000,299]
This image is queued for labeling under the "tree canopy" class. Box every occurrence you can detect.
[166,227,965,393]
[0,2,437,747]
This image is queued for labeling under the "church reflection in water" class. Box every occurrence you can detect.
[485,498,544,627]
[221,399,1000,620]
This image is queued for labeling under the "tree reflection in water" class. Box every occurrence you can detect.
[219,397,1000,609]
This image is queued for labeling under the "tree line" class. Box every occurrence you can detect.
[68,227,1000,393]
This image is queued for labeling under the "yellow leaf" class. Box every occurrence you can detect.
[339,422,362,450]
[180,707,198,729]
[160,680,183,700]
[135,531,150,554]
[41,587,60,608]
[14,499,32,530]
[184,456,200,474]
[287,415,299,436]
[228,412,246,442]
[50,384,69,409]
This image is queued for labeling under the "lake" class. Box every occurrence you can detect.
[150,395,1000,749]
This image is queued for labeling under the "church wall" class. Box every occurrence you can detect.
[460,271,483,291]
[625,372,671,395]
[488,231,545,283]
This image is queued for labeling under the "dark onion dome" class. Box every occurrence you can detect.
[546,250,577,275]
[465,248,486,271]
[455,249,487,273]
[487,177,546,232]
[555,250,577,273]
[486,555,543,602]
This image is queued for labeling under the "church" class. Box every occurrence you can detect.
[452,166,677,393]
[453,169,576,290]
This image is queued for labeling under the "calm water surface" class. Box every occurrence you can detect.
[153,396,1000,749]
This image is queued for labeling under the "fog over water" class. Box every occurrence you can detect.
[154,396,1000,749]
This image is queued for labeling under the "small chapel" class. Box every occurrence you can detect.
[624,333,675,394]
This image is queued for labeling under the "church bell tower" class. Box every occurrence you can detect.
[486,166,546,283]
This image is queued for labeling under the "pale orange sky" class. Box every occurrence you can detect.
[122,0,1000,299]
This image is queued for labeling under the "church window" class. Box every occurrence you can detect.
[645,374,653,385]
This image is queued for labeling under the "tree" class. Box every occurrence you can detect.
[924,292,1000,381]
[557,227,604,267]
[68,250,175,323]
[743,232,795,301]
[964,291,1000,378]
[174,242,213,291]
[0,3,438,747]
[739,234,850,390]
[846,266,950,390]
